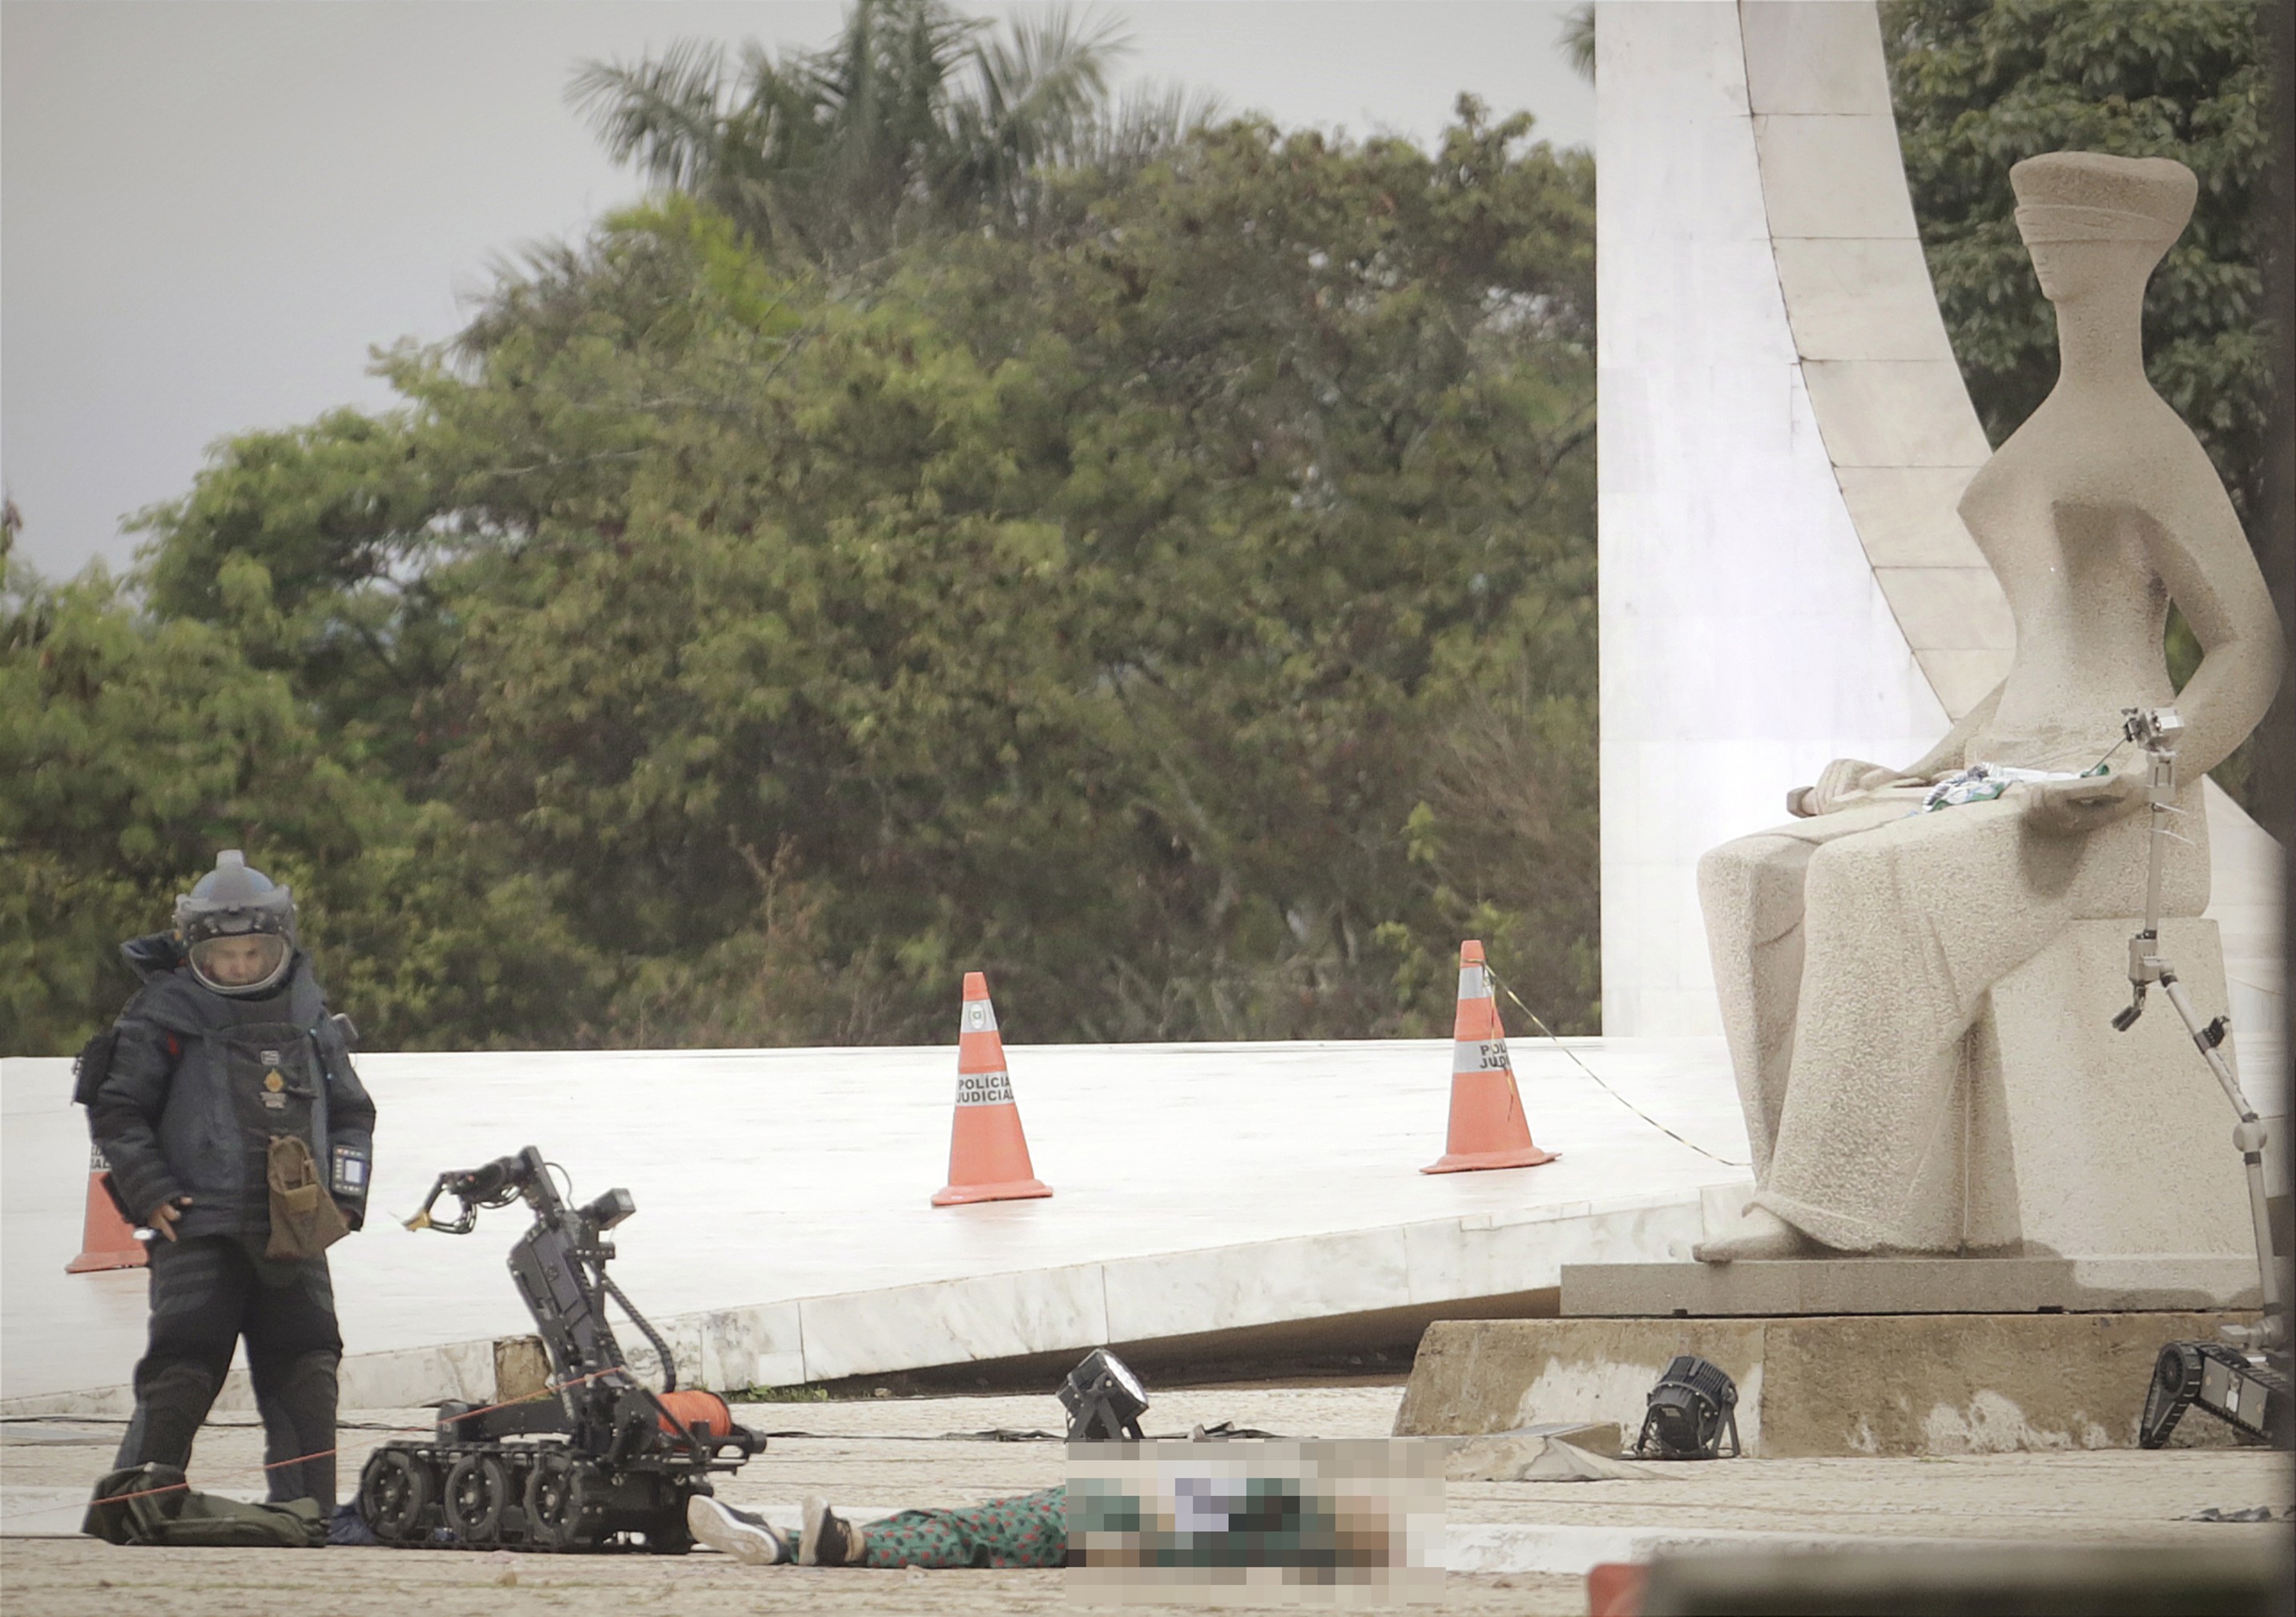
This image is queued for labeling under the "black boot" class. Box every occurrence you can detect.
[800,1495,866,1566]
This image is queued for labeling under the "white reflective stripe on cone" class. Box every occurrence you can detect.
[1453,1039,1513,1075]
[954,1071,1017,1107]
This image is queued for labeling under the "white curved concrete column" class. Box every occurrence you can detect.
[1597,1,1946,1038]
[1739,0,2011,719]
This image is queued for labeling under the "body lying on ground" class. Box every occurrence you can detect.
[687,1487,1067,1569]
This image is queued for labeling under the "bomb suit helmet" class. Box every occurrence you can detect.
[175,849,296,996]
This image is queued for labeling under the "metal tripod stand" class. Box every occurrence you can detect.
[2113,707,2290,1446]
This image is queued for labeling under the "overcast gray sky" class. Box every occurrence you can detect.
[1,1,1591,581]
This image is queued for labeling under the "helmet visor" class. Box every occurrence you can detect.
[187,933,290,995]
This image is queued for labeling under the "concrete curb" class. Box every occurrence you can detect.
[4,1191,1730,1418]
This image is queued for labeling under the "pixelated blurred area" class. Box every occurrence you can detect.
[1068,1438,1444,1605]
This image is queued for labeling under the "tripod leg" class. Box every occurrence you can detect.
[2158,975,2284,1338]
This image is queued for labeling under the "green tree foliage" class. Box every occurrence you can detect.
[1561,6,1596,85]
[4,95,1595,1054]
[1884,0,2275,532]
[567,0,1198,268]
[131,409,478,787]
[2,566,356,1043]
[429,106,1596,1045]
[0,563,597,1053]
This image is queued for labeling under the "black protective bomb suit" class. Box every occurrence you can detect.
[87,932,376,1508]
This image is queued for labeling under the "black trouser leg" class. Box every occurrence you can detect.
[244,1249,343,1506]
[114,1236,249,1474]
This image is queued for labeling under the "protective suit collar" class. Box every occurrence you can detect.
[116,938,326,1035]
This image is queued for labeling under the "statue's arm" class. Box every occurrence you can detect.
[2137,449,2286,781]
[1787,683,2001,817]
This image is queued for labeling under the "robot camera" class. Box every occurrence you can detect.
[582,1187,636,1230]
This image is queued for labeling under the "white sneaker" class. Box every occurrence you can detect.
[687,1493,787,1564]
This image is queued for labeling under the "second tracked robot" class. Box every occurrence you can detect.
[356,1146,762,1551]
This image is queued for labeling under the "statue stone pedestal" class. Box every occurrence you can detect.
[1393,1311,2258,1457]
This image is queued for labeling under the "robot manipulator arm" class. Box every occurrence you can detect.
[402,1151,536,1234]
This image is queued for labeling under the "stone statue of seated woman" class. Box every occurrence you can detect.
[1694,150,2284,1263]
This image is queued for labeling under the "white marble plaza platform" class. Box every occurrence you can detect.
[1,1037,1754,1414]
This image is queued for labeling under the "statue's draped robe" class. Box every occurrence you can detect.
[1698,772,2206,1252]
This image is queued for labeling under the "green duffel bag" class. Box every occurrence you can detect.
[83,1464,326,1548]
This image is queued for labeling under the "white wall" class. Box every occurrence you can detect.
[1596,2,1946,1037]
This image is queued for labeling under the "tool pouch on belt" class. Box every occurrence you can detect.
[266,1133,352,1260]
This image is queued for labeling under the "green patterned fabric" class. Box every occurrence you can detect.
[856,1485,1069,1569]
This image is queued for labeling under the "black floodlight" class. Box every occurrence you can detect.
[2140,1341,2291,1450]
[1635,1354,1742,1460]
[1061,1349,1149,1441]
[582,1188,636,1231]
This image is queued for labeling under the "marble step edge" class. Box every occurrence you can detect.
[3,1188,1730,1418]
[1559,1256,2266,1317]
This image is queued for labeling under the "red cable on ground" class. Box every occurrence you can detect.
[9,1367,623,1520]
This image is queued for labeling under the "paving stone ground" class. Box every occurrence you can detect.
[5,1385,2287,1615]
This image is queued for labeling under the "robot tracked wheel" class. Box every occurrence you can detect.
[356,1146,763,1552]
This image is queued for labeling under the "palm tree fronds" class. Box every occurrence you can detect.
[570,0,1149,264]
[1560,5,1595,85]
[568,39,735,192]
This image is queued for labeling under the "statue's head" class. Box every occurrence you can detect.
[2010,151,2195,305]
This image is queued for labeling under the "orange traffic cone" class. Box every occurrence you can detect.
[932,971,1053,1207]
[1423,941,1559,1174]
[67,1144,149,1273]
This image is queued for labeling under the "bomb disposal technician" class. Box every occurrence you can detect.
[77,850,376,1510]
